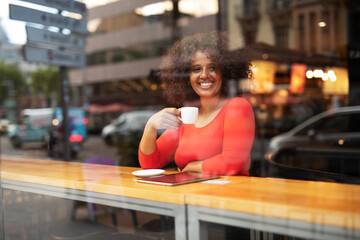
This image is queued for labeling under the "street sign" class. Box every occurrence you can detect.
[24,45,86,67]
[26,26,85,50]
[17,0,87,16]
[9,4,88,34]
[10,1,88,161]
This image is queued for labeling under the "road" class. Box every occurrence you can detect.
[1,134,270,176]
[0,134,119,163]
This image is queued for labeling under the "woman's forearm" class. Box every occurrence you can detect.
[182,160,203,173]
[139,122,158,155]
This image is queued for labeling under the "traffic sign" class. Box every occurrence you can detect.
[17,0,87,16]
[11,1,88,160]
[9,4,88,34]
[24,45,86,67]
[26,26,85,50]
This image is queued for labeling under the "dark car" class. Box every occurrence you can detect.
[268,106,360,152]
[101,109,159,145]
[266,106,360,183]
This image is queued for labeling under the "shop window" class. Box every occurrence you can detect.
[309,12,316,53]
[298,14,305,50]
[321,11,331,52]
[274,25,288,48]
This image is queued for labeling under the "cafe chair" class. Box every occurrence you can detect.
[71,200,118,226]
[130,211,174,240]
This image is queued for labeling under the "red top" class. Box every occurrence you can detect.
[138,97,255,176]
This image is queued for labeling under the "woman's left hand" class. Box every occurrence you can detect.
[182,160,203,173]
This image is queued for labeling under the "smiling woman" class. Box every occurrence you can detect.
[138,31,255,176]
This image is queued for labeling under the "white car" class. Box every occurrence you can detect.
[268,106,360,152]
[101,109,159,145]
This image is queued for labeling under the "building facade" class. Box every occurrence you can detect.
[68,0,351,136]
[69,0,220,107]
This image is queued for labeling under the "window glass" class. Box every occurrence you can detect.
[1,0,359,240]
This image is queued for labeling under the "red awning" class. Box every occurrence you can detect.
[87,103,132,114]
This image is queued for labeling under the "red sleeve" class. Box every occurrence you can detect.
[202,98,255,175]
[138,129,179,169]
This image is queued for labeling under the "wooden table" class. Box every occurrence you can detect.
[2,156,360,240]
[1,156,212,240]
[186,176,360,240]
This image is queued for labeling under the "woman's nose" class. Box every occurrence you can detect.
[200,69,208,79]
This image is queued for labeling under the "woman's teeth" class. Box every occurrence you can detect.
[199,82,213,88]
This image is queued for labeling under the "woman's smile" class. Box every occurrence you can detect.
[198,81,215,88]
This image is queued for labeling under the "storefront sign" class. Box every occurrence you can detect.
[290,64,306,94]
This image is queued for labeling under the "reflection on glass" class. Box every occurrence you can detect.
[1,0,359,240]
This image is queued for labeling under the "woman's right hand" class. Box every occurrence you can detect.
[146,108,182,130]
[140,108,181,155]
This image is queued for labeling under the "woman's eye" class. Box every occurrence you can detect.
[208,66,216,71]
[192,67,201,72]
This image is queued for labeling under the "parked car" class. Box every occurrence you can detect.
[7,107,87,149]
[101,109,159,145]
[268,106,360,152]
[266,106,360,182]
[7,108,54,148]
[265,145,360,183]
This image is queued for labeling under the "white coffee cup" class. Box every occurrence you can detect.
[178,107,198,124]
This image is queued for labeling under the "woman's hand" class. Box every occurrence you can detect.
[182,160,203,173]
[147,108,182,130]
[140,108,181,155]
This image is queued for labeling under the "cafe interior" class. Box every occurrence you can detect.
[1,0,359,240]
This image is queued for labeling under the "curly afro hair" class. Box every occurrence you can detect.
[160,31,252,106]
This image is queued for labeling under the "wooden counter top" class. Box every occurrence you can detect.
[186,176,360,230]
[1,156,214,205]
[2,155,360,231]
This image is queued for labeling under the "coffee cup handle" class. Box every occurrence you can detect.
[177,109,183,122]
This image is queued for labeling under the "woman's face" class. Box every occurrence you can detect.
[189,51,222,99]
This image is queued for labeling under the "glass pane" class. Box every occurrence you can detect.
[1,0,359,240]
